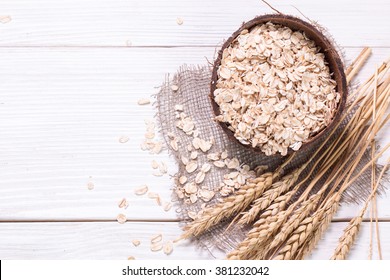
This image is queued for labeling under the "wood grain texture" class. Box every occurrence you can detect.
[0,0,389,260]
[0,47,388,221]
[0,0,389,47]
[0,221,387,260]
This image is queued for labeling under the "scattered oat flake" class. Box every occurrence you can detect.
[155,196,162,206]
[176,17,184,25]
[119,136,129,143]
[169,139,179,151]
[163,241,173,255]
[151,160,159,169]
[132,239,141,247]
[159,162,168,174]
[151,234,163,244]
[134,185,148,195]
[171,85,179,91]
[214,160,225,168]
[190,151,198,160]
[227,158,240,169]
[201,163,211,173]
[207,153,220,161]
[195,171,206,184]
[189,193,198,204]
[153,171,163,177]
[145,132,155,139]
[151,243,163,252]
[185,161,198,173]
[87,182,94,190]
[118,198,129,209]
[221,151,228,160]
[199,139,212,152]
[127,256,136,260]
[137,98,151,105]
[163,202,172,212]
[117,214,127,224]
[199,189,215,202]
[187,211,197,220]
[184,182,198,194]
[0,16,12,24]
[148,192,159,199]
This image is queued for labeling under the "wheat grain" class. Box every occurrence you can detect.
[226,211,284,259]
[265,192,323,255]
[330,216,362,260]
[294,195,340,260]
[238,172,300,225]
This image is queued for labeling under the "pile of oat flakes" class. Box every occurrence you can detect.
[214,22,341,156]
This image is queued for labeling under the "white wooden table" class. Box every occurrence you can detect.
[0,0,389,260]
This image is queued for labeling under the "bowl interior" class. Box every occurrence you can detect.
[210,14,347,156]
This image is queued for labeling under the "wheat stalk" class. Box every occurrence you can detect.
[294,147,389,260]
[330,159,389,260]
[272,59,390,260]
[226,49,376,258]
[227,182,321,260]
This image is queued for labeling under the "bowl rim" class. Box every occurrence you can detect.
[209,14,348,157]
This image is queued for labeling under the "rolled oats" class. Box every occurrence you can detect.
[150,233,163,244]
[179,176,188,184]
[163,202,172,212]
[150,243,163,252]
[163,241,173,255]
[151,160,159,169]
[185,161,198,173]
[116,214,127,224]
[134,185,148,195]
[137,98,151,105]
[214,22,340,155]
[119,136,129,143]
[195,171,206,184]
[118,198,129,209]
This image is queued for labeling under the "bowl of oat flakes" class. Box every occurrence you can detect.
[210,14,347,156]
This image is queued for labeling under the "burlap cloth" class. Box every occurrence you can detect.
[156,20,388,256]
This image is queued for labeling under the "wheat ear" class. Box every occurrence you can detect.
[330,159,389,260]
[179,172,273,239]
[226,206,290,259]
[295,147,389,260]
[179,153,296,240]
[238,172,300,225]
[273,193,340,260]
[264,191,324,257]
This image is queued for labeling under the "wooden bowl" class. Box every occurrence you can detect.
[210,14,347,156]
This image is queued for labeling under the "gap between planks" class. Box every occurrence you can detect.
[1,218,390,223]
[0,45,388,49]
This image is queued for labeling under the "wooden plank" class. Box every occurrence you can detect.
[0,0,389,47]
[0,221,388,259]
[0,47,389,221]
